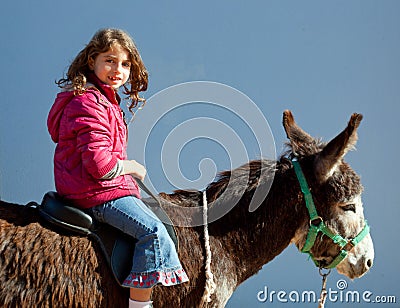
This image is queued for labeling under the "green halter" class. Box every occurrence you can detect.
[292,158,370,269]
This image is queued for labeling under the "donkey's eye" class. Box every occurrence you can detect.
[341,203,356,213]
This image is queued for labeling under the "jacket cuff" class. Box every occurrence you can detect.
[101,159,123,180]
[96,156,119,179]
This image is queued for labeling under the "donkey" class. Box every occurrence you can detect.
[0,110,374,307]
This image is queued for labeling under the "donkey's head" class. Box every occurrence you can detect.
[283,110,374,279]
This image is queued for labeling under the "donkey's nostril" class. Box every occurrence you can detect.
[366,259,373,268]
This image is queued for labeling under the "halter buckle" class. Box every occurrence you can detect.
[343,240,355,252]
[310,216,323,227]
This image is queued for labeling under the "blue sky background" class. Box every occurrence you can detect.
[1,1,399,307]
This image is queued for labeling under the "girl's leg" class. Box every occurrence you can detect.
[90,196,188,305]
[129,288,152,308]
[130,287,152,301]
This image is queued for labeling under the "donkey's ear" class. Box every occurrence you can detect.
[314,113,363,182]
[282,110,315,155]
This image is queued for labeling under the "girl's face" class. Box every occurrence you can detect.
[89,43,131,90]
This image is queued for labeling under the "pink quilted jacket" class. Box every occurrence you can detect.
[47,75,140,208]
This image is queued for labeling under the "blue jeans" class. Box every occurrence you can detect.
[89,195,188,288]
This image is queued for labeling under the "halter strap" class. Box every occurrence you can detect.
[291,158,370,269]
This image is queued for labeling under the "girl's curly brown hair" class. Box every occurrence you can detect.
[57,28,148,114]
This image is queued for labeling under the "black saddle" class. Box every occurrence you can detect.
[38,191,178,287]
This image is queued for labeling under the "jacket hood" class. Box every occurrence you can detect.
[48,73,121,143]
[47,91,75,143]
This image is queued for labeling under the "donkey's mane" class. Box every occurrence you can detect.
[163,159,277,206]
[165,136,325,207]
[206,159,277,201]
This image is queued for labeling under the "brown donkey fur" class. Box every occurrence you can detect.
[0,111,371,307]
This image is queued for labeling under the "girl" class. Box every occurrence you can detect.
[48,28,188,308]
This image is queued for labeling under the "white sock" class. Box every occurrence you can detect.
[129,298,153,308]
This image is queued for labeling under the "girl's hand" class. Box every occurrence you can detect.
[122,160,147,181]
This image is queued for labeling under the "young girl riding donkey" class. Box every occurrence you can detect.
[47,28,188,308]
